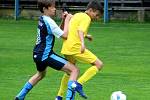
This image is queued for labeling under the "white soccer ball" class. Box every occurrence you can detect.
[110,91,126,100]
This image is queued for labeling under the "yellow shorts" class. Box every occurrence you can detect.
[64,49,97,64]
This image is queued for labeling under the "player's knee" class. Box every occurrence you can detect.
[70,64,80,74]
[72,65,79,74]
[37,71,46,80]
[64,62,80,75]
[94,59,103,70]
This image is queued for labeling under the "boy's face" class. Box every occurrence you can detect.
[44,3,56,17]
[89,9,102,20]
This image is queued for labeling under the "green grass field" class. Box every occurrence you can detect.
[0,19,150,100]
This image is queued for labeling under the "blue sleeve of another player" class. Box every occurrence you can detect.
[43,16,64,38]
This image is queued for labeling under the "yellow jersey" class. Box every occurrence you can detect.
[61,12,91,55]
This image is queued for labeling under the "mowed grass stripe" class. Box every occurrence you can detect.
[0,19,150,100]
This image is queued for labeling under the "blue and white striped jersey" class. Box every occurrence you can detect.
[33,15,64,61]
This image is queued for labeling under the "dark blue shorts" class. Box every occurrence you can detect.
[33,52,68,72]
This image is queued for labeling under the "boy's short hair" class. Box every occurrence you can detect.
[86,0,103,14]
[38,0,55,13]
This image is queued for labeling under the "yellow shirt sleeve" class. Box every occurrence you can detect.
[78,14,91,36]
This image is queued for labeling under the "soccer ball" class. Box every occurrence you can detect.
[110,91,126,100]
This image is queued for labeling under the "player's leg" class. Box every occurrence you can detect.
[56,55,76,100]
[15,70,47,100]
[61,62,87,100]
[51,54,78,100]
[15,58,47,100]
[56,73,69,100]
[77,58,103,85]
[76,49,103,85]
[60,62,78,100]
[45,52,84,100]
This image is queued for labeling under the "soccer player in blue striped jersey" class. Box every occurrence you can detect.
[15,0,86,100]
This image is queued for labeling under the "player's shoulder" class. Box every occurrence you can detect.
[74,12,90,20]
[74,12,87,17]
[42,15,56,24]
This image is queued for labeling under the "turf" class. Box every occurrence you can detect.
[0,19,150,100]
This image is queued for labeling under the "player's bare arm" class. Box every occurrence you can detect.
[60,11,68,30]
[61,14,73,39]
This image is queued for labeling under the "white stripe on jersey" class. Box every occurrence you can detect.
[42,15,64,38]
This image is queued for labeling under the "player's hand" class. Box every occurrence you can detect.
[61,11,68,19]
[65,14,73,21]
[81,44,86,53]
[86,34,93,41]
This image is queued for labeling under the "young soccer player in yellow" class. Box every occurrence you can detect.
[55,0,104,100]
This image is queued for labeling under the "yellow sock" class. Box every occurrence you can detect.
[57,73,69,97]
[78,66,98,85]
